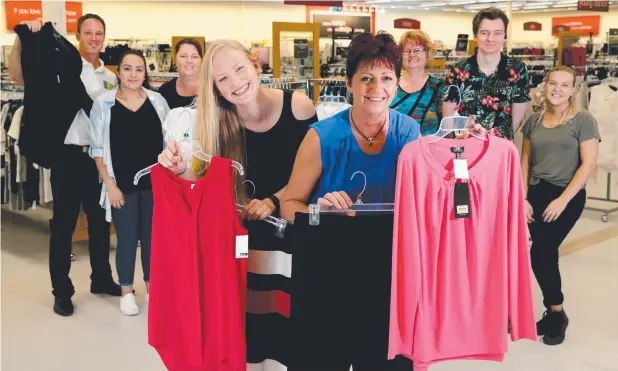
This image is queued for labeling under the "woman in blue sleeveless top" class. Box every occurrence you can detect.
[281,32,420,222]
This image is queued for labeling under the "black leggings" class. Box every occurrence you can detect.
[528,180,585,309]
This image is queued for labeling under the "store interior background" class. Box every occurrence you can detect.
[1,1,617,49]
[4,0,615,200]
[2,2,618,371]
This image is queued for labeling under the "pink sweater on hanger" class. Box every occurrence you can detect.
[388,135,537,371]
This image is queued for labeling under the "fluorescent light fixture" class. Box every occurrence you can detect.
[524,5,551,10]
[551,2,579,7]
[449,0,476,4]
[421,2,447,7]
[523,2,553,7]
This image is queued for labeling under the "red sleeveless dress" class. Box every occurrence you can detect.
[148,157,248,371]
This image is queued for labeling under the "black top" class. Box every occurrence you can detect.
[14,22,93,168]
[110,98,163,193]
[157,78,196,109]
[244,90,317,203]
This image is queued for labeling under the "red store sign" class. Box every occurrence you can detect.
[577,0,609,11]
[394,18,421,30]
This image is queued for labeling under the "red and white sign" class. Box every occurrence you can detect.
[4,1,43,31]
[65,2,83,33]
[394,18,421,30]
[577,0,609,11]
[551,15,600,36]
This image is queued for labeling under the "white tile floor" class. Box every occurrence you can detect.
[2,207,618,371]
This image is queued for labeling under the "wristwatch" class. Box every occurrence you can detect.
[268,195,280,216]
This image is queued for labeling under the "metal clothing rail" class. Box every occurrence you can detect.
[260,78,309,96]
[585,173,618,222]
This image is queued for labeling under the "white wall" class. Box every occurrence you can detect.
[510,10,618,46]
[1,2,616,49]
[376,10,474,48]
[0,1,306,46]
[376,9,617,49]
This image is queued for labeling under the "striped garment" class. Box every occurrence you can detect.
[246,220,293,371]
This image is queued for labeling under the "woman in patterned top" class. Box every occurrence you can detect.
[390,30,443,136]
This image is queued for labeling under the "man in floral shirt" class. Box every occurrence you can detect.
[442,7,530,140]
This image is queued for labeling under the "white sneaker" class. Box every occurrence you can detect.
[120,293,139,316]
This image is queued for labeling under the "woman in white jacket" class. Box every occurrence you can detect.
[89,50,170,316]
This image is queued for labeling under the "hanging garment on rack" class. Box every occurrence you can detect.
[148,159,248,371]
[289,213,414,371]
[315,82,350,120]
[588,82,618,171]
[575,82,589,110]
[14,22,93,168]
[389,135,536,371]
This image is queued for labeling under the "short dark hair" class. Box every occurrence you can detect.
[472,7,509,36]
[117,49,151,89]
[346,31,402,81]
[175,38,203,58]
[77,13,106,34]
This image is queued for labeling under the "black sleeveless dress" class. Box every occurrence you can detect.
[244,89,317,366]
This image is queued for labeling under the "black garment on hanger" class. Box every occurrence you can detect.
[289,213,414,371]
[14,22,93,168]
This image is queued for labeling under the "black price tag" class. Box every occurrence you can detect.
[454,182,471,219]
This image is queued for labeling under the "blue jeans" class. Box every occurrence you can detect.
[111,189,153,286]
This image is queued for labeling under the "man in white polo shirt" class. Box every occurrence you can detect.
[9,14,121,317]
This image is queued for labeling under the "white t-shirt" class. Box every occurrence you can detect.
[162,106,197,167]
[64,58,117,146]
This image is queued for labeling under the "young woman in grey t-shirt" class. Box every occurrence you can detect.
[520,66,601,346]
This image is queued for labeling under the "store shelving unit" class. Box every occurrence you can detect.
[272,22,320,103]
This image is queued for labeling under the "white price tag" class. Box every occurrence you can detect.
[453,159,470,180]
[235,235,249,259]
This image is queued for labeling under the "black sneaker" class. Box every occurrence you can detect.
[53,297,74,316]
[536,310,550,336]
[542,310,569,345]
[90,281,122,297]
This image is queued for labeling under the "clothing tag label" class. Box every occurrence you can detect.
[454,182,471,219]
[453,159,470,180]
[235,235,249,259]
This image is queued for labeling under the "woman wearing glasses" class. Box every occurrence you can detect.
[390,30,443,136]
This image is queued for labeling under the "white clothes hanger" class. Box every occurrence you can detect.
[133,139,244,186]
[308,170,394,226]
[428,84,487,144]
[238,179,288,238]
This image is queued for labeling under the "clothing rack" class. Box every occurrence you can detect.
[585,175,618,222]
[260,77,309,96]
[308,78,348,101]
[583,77,618,222]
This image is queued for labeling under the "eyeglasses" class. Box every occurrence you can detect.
[403,47,426,55]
